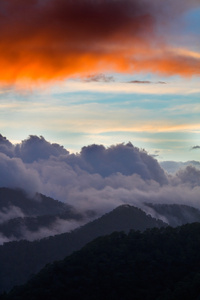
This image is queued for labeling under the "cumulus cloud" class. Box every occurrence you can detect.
[76,143,168,184]
[0,0,200,84]
[0,152,41,194]
[15,135,69,163]
[0,134,14,157]
[160,160,200,174]
[175,166,200,188]
[1,134,200,224]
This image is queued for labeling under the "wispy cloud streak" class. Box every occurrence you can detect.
[191,145,200,150]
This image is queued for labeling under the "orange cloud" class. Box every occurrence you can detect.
[0,0,199,84]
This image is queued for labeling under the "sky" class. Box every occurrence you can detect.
[0,0,200,161]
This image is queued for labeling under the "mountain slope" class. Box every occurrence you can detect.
[0,205,166,293]
[4,223,200,300]
[0,187,69,217]
[0,211,85,240]
[0,187,90,241]
[146,203,200,226]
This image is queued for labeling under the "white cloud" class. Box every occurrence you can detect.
[0,135,200,222]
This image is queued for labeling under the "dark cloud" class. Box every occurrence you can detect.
[150,150,160,158]
[129,80,152,84]
[84,74,115,83]
[76,142,167,184]
[160,161,200,174]
[191,145,200,150]
[15,135,69,163]
[128,80,167,84]
[175,166,200,188]
[0,0,199,83]
[0,134,14,157]
[0,153,41,194]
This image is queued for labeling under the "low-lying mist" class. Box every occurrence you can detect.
[0,134,200,243]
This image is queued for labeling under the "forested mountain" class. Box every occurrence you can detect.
[3,223,200,300]
[0,188,91,240]
[1,187,200,296]
[0,187,70,216]
[146,203,200,226]
[0,205,166,293]
[1,188,200,241]
[0,211,85,239]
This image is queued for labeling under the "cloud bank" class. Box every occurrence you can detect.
[0,0,200,84]
[0,135,200,219]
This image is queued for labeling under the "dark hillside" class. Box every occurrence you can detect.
[0,205,166,293]
[146,203,200,226]
[0,211,84,239]
[0,188,69,216]
[4,223,200,300]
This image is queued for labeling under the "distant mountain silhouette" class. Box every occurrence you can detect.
[4,223,200,300]
[0,187,69,216]
[0,211,85,239]
[0,205,166,293]
[146,203,200,226]
[0,188,92,240]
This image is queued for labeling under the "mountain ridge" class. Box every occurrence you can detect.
[4,223,200,300]
[0,204,166,293]
[0,187,69,217]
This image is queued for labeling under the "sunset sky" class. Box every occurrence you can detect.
[0,0,200,161]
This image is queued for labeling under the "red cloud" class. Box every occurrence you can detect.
[0,0,199,84]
